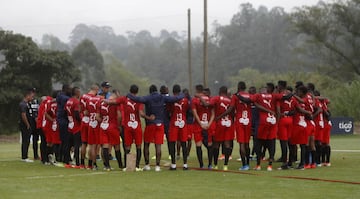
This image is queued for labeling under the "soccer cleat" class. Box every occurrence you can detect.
[86,166,93,170]
[324,162,331,167]
[44,162,51,166]
[254,165,261,171]
[278,165,289,170]
[213,165,218,170]
[92,165,98,171]
[143,165,151,171]
[218,154,225,160]
[310,164,316,169]
[267,165,273,171]
[239,165,250,171]
[155,166,161,172]
[135,167,143,172]
[317,164,322,167]
[304,164,311,169]
[223,165,228,171]
[73,165,81,169]
[208,165,213,170]
[64,164,72,168]
[48,154,55,164]
[183,164,188,170]
[103,167,111,172]
[296,165,305,170]
[170,164,177,170]
[79,165,86,169]
[21,158,34,163]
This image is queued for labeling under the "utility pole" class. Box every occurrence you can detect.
[188,8,193,94]
[203,0,208,87]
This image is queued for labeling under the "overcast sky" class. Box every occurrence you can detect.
[0,0,322,42]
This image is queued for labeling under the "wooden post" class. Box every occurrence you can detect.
[188,9,193,94]
[203,0,208,87]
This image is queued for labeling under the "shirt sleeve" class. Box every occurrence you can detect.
[20,102,27,113]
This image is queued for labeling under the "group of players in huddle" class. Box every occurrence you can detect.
[23,80,332,172]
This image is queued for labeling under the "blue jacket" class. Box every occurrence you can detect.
[56,92,70,123]
[127,92,184,125]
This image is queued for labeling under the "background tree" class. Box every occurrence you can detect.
[0,31,80,133]
[71,39,105,88]
[291,0,360,80]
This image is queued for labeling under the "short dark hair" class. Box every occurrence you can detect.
[307,83,315,91]
[72,87,80,96]
[278,80,287,89]
[160,85,168,94]
[297,85,308,95]
[62,84,70,92]
[149,85,157,93]
[130,85,139,94]
[219,86,227,95]
[237,81,246,91]
[173,84,181,94]
[23,88,35,97]
[195,84,204,93]
[295,81,304,89]
[266,82,275,93]
[314,90,320,96]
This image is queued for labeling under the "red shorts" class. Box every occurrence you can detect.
[169,125,188,142]
[99,126,120,145]
[144,123,164,144]
[214,122,234,142]
[124,126,142,146]
[306,120,315,136]
[193,123,213,143]
[80,123,89,143]
[44,129,61,144]
[322,121,331,144]
[315,126,324,141]
[236,124,251,143]
[88,127,100,145]
[257,123,277,140]
[290,125,308,145]
[277,117,293,141]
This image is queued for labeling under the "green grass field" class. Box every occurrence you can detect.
[1,135,360,199]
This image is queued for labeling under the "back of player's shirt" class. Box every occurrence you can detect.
[191,95,211,126]
[99,101,118,130]
[117,97,143,130]
[170,97,188,128]
[44,100,58,132]
[87,96,102,129]
[232,92,252,126]
[65,97,81,133]
[80,93,94,124]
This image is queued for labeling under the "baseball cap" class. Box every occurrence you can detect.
[101,81,112,88]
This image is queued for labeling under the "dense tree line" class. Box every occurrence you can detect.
[1,0,360,133]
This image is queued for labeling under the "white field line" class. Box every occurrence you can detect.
[332,149,360,153]
[25,172,105,180]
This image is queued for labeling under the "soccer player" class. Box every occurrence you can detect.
[28,92,40,160]
[64,87,82,168]
[106,85,150,171]
[217,82,252,170]
[160,85,172,161]
[209,86,234,171]
[313,90,325,166]
[289,85,313,170]
[44,91,62,164]
[19,88,35,162]
[321,97,332,166]
[37,96,51,164]
[191,85,215,169]
[127,85,184,172]
[250,83,292,171]
[56,84,72,163]
[79,84,99,169]
[276,81,296,170]
[86,92,103,170]
[183,88,194,159]
[97,92,122,171]
[168,85,189,170]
